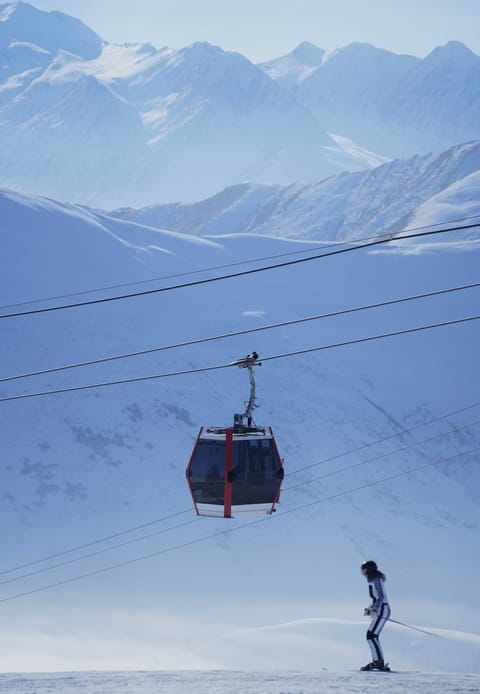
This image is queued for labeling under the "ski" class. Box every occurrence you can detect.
[360,662,391,672]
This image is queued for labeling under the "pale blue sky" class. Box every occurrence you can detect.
[26,0,480,61]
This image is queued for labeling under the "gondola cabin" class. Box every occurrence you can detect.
[186,421,284,518]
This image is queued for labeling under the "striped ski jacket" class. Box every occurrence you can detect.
[368,576,388,612]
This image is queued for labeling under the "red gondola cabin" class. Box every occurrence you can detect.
[186,422,284,518]
[186,352,284,518]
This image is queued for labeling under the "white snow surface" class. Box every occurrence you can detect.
[0,670,478,693]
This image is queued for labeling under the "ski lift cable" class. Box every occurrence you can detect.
[3,416,479,587]
[0,509,192,577]
[260,316,480,365]
[1,222,479,320]
[284,417,480,492]
[278,445,480,519]
[1,398,478,579]
[2,212,480,312]
[0,518,198,587]
[286,400,480,477]
[0,242,337,311]
[1,314,479,403]
[2,280,479,385]
[0,445,478,605]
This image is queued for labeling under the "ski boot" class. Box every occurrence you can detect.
[360,660,390,671]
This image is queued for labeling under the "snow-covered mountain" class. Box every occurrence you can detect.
[0,0,103,70]
[0,2,344,207]
[260,40,326,88]
[0,2,479,207]
[109,141,480,241]
[0,60,149,204]
[1,187,480,673]
[264,40,480,158]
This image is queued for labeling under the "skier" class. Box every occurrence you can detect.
[360,560,391,671]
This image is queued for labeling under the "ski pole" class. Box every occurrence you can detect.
[388,618,441,638]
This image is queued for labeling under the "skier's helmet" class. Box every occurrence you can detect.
[361,560,377,572]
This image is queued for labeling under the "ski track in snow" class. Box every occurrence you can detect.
[0,670,479,693]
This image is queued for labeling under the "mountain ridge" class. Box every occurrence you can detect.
[108,141,480,241]
[0,0,103,60]
[0,2,479,206]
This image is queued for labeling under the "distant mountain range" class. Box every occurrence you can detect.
[262,40,480,158]
[0,1,479,207]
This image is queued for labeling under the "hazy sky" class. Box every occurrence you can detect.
[26,0,480,62]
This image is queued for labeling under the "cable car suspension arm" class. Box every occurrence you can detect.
[234,351,261,426]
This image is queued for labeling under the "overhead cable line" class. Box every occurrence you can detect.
[1,314,478,403]
[1,445,478,605]
[278,446,480,518]
[0,242,333,311]
[0,509,191,577]
[3,212,480,312]
[2,280,479,385]
[260,316,480,364]
[286,399,480,477]
[0,518,198,586]
[284,417,480,492]
[1,222,479,320]
[2,399,478,579]
[4,416,479,587]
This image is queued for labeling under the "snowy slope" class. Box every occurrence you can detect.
[0,670,479,693]
[0,62,149,206]
[109,141,480,241]
[388,42,480,153]
[292,42,419,154]
[1,188,480,673]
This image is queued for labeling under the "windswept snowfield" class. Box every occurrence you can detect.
[0,669,480,693]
